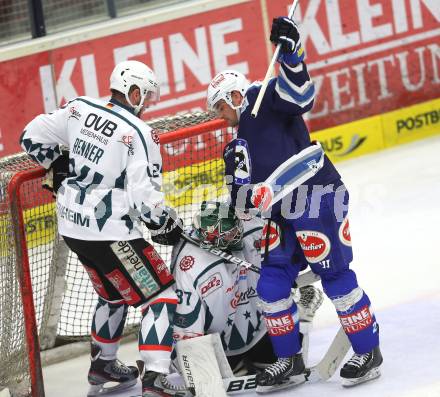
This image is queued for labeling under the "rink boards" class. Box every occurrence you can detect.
[313,97,440,162]
[5,96,439,250]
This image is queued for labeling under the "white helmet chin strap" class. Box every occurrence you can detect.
[229,94,245,121]
[125,91,146,115]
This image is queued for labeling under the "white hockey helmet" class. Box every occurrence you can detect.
[207,70,250,112]
[110,60,159,115]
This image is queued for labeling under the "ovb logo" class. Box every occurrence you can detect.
[85,113,118,137]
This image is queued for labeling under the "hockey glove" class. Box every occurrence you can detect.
[270,17,305,66]
[251,182,274,212]
[42,150,69,197]
[145,207,183,246]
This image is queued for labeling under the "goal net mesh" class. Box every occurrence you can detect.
[0,111,232,394]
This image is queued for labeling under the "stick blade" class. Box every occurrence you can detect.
[309,326,351,381]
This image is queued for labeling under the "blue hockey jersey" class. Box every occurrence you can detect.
[224,62,340,213]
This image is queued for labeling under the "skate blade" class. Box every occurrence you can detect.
[341,367,381,387]
[87,379,138,396]
[256,373,307,394]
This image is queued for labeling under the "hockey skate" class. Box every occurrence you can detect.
[255,353,309,393]
[340,345,383,387]
[137,361,190,397]
[87,343,138,396]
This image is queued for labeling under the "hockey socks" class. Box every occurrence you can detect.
[330,287,379,354]
[321,270,379,354]
[91,297,128,360]
[139,289,177,374]
[262,305,301,357]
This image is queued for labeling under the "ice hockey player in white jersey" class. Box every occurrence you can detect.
[172,202,268,362]
[134,201,323,396]
[20,60,183,397]
[170,202,323,390]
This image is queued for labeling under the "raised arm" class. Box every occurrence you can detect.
[267,17,315,115]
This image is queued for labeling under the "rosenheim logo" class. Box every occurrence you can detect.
[179,255,195,271]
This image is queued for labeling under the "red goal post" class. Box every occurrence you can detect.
[0,112,230,397]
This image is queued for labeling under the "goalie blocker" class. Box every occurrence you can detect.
[62,236,174,306]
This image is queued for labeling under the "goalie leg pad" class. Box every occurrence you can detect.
[176,334,231,397]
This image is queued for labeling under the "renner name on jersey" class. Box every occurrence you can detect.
[171,218,265,356]
[20,96,164,240]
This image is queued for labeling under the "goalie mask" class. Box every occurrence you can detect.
[193,201,244,250]
[110,60,160,115]
[207,70,250,114]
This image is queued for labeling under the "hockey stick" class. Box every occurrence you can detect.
[222,326,351,395]
[181,232,261,274]
[251,0,300,117]
[181,232,321,287]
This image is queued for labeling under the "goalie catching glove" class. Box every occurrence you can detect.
[270,16,305,66]
[144,206,183,246]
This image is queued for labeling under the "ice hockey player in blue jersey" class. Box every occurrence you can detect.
[206,16,382,393]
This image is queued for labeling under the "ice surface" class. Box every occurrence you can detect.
[42,136,440,397]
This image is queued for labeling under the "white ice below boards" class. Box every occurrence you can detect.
[40,135,440,397]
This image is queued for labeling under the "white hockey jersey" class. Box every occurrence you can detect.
[171,218,266,356]
[20,97,164,240]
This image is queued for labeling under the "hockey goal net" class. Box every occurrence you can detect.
[0,112,231,396]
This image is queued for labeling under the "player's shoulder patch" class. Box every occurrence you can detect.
[150,129,160,145]
[179,255,195,272]
[198,272,223,298]
[175,245,222,277]
[234,138,252,185]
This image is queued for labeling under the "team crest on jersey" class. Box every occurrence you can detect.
[296,230,331,264]
[151,130,160,145]
[260,222,281,252]
[234,139,251,185]
[119,135,134,155]
[339,217,351,246]
[179,255,195,271]
[68,106,81,120]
